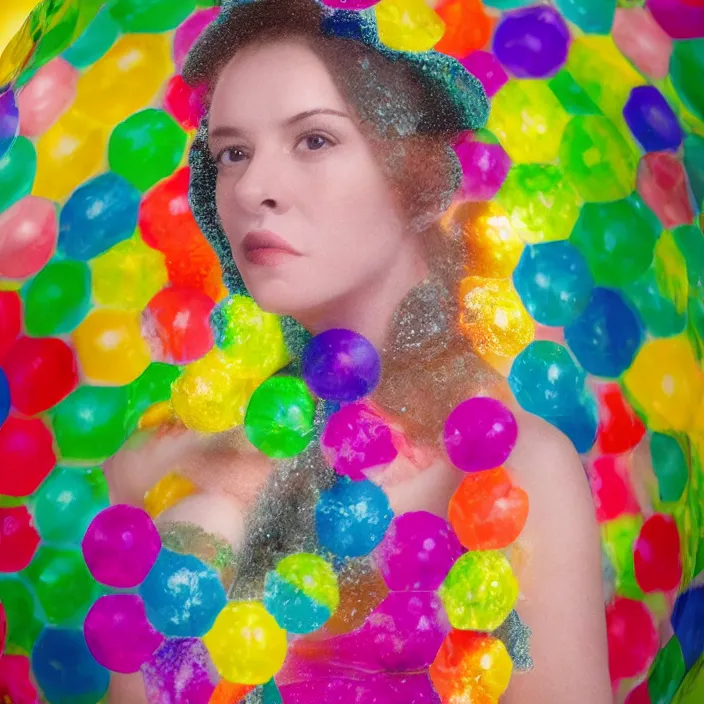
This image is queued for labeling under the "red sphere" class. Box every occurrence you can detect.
[163,74,207,131]
[0,416,56,497]
[634,513,682,593]
[2,336,78,415]
[625,680,651,704]
[0,506,40,572]
[637,152,694,229]
[0,292,22,364]
[596,384,646,455]
[142,286,215,364]
[138,167,202,253]
[606,597,658,682]
[588,455,640,523]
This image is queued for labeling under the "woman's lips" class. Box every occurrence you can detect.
[242,230,301,266]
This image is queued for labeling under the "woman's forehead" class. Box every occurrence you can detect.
[209,38,350,124]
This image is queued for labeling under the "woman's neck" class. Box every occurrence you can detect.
[295,241,428,349]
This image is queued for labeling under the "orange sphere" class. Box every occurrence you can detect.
[435,0,494,57]
[449,466,529,550]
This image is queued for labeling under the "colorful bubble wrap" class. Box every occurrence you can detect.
[0,0,703,703]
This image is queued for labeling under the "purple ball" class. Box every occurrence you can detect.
[493,6,571,78]
[455,137,511,202]
[143,638,216,704]
[624,86,683,153]
[443,396,518,473]
[322,592,449,672]
[0,89,19,160]
[84,594,164,674]
[302,329,381,402]
[82,505,161,588]
[374,511,463,591]
[321,402,398,481]
[459,51,508,97]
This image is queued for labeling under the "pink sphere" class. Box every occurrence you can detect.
[0,197,57,278]
[18,58,78,137]
[606,597,658,682]
[321,402,397,481]
[443,396,518,473]
[374,511,463,591]
[85,594,164,674]
[647,0,704,39]
[82,505,161,588]
[454,137,511,202]
[459,51,508,97]
[163,75,207,131]
[637,152,694,229]
[173,8,220,73]
[612,8,672,80]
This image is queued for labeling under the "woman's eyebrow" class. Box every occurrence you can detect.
[209,108,351,141]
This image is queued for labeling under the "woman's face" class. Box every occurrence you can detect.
[207,38,416,320]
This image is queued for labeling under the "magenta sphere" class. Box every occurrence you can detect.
[459,51,508,97]
[455,137,511,201]
[82,505,161,588]
[321,402,397,481]
[173,8,220,73]
[443,396,518,472]
[84,594,164,674]
[374,511,463,591]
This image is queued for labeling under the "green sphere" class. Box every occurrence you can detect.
[24,259,92,337]
[0,136,36,213]
[624,269,685,339]
[109,109,187,192]
[126,362,181,431]
[62,8,120,69]
[650,432,688,503]
[22,546,100,626]
[670,39,704,123]
[32,467,109,544]
[570,194,661,287]
[560,115,637,202]
[0,577,43,653]
[109,0,197,32]
[51,385,130,462]
[673,225,704,288]
[244,376,316,458]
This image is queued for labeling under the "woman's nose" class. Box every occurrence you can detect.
[232,151,286,215]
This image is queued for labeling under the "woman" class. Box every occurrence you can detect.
[109,0,611,700]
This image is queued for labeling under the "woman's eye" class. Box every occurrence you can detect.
[298,133,332,152]
[217,147,246,165]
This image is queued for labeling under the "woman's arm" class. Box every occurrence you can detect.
[504,412,612,703]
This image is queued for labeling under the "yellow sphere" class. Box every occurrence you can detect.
[488,80,570,164]
[455,201,524,279]
[171,348,257,432]
[91,236,168,311]
[72,34,173,126]
[623,335,703,433]
[204,601,288,685]
[459,277,535,360]
[73,308,151,385]
[33,109,108,202]
[216,295,290,378]
[375,0,445,52]
[144,472,197,519]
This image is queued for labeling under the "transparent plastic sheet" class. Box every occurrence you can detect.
[0,1,703,703]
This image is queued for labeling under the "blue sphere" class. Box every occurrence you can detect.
[624,86,683,153]
[139,549,227,638]
[32,627,109,704]
[513,241,593,326]
[0,369,10,428]
[671,586,704,670]
[316,479,393,559]
[564,288,643,378]
[508,341,586,418]
[545,390,598,454]
[58,172,140,260]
